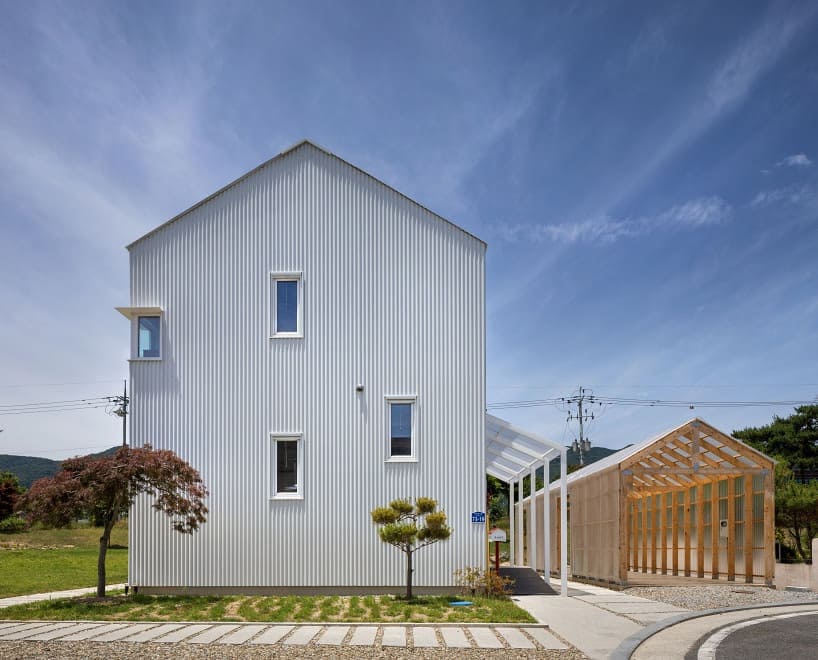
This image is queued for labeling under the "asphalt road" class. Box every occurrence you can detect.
[712,612,818,660]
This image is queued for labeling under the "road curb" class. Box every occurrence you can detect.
[609,599,818,660]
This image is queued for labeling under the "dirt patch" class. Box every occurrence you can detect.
[224,599,245,620]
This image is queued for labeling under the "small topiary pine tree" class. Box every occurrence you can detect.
[370,497,452,599]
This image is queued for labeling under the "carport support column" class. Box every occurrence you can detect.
[516,474,524,566]
[560,447,568,596]
[543,456,551,578]
[509,479,515,566]
[529,466,537,572]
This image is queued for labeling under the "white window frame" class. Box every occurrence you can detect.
[270,433,303,500]
[385,396,417,463]
[132,313,163,361]
[270,272,303,338]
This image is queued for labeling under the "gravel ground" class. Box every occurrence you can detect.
[0,641,586,659]
[624,585,818,610]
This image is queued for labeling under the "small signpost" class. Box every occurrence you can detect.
[488,527,507,572]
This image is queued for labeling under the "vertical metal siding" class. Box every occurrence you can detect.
[128,144,486,588]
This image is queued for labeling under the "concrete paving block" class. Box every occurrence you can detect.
[0,623,40,633]
[54,623,127,641]
[186,624,241,644]
[440,626,470,648]
[26,623,102,641]
[468,627,503,648]
[496,627,535,649]
[283,625,321,645]
[526,626,568,649]
[250,625,294,645]
[348,626,377,645]
[93,624,161,642]
[381,627,406,647]
[154,624,213,642]
[124,623,186,642]
[316,626,349,645]
[217,624,266,644]
[412,627,439,648]
[0,622,57,640]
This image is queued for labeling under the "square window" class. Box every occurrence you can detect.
[137,316,161,358]
[271,435,302,499]
[270,273,302,337]
[387,398,416,460]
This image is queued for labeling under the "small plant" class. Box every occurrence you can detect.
[453,566,514,598]
[0,516,28,533]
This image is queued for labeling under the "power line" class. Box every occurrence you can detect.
[0,379,125,389]
[487,395,817,410]
[0,404,113,416]
[0,396,114,409]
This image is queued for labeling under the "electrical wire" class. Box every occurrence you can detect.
[0,396,114,409]
[487,395,817,410]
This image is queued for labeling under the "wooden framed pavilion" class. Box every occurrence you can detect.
[524,418,775,587]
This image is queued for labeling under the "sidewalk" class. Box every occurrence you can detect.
[514,577,690,660]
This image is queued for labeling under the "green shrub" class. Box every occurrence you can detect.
[453,566,514,598]
[0,516,29,533]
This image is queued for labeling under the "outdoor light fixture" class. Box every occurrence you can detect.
[356,384,364,392]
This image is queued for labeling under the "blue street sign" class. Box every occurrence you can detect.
[471,511,486,524]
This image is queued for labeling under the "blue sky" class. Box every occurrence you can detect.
[1,0,816,459]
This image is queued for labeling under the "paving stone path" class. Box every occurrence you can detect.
[0,620,566,650]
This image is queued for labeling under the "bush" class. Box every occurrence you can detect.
[453,566,514,598]
[0,516,29,533]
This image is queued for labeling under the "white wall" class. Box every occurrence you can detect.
[126,143,486,589]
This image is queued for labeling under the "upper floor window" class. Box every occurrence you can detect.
[137,316,161,358]
[271,273,302,337]
[387,397,416,461]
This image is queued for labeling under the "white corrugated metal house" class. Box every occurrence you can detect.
[117,140,490,593]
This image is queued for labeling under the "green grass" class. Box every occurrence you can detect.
[0,521,128,598]
[0,593,536,624]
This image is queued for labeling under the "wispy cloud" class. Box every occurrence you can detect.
[496,196,732,245]
[751,183,817,207]
[777,153,813,167]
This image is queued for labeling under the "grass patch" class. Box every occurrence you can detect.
[0,521,128,598]
[0,593,536,624]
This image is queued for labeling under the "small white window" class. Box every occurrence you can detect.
[136,315,161,359]
[270,434,302,499]
[386,397,417,462]
[270,273,302,337]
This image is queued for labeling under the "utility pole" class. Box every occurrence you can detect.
[112,380,129,447]
[565,386,594,466]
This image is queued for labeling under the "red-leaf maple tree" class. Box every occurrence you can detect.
[20,445,208,597]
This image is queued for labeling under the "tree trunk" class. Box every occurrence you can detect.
[406,550,413,600]
[97,517,116,597]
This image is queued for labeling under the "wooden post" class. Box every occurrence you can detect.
[632,499,639,572]
[650,495,657,574]
[763,470,775,587]
[727,476,736,581]
[671,491,679,576]
[744,475,754,583]
[641,495,648,573]
[684,489,691,577]
[711,481,720,579]
[620,473,631,584]
[697,482,705,578]
[660,493,668,575]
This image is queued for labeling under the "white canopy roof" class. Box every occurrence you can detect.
[486,414,564,482]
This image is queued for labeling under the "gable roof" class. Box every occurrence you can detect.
[126,139,486,250]
[547,417,775,492]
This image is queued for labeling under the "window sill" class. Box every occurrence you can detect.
[269,494,303,501]
[270,333,303,339]
[385,457,418,464]
[128,357,162,362]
